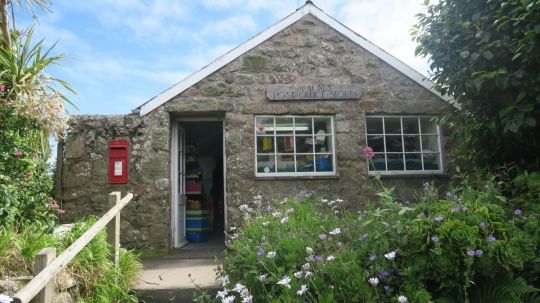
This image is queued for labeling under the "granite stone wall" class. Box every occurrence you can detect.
[60,15,455,251]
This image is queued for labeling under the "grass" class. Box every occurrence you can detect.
[0,218,142,302]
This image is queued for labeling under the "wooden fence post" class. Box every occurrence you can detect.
[107,192,121,267]
[34,248,56,303]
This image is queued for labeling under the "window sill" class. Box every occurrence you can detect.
[254,175,340,180]
[368,171,449,179]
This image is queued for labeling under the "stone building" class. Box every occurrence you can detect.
[58,2,455,251]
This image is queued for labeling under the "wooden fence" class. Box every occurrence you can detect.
[13,192,134,303]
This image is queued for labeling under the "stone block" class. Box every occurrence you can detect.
[200,82,227,97]
[151,128,169,151]
[242,56,268,72]
[64,135,85,159]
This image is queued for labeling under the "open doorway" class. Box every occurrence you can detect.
[172,120,225,249]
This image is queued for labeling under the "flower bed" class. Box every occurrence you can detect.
[201,174,540,302]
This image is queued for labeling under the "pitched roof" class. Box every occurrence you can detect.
[138,2,454,116]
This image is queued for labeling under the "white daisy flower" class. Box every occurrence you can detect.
[277,276,291,289]
[384,251,396,260]
[296,284,308,296]
[368,277,379,286]
[398,295,408,303]
[329,228,341,235]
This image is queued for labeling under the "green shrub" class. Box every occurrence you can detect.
[0,218,142,302]
[207,175,539,302]
[0,103,61,229]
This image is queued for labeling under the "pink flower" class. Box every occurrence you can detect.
[363,146,375,159]
[14,151,23,157]
[49,203,59,210]
[58,209,66,215]
[24,172,33,181]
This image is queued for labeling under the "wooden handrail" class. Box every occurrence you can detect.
[13,192,134,303]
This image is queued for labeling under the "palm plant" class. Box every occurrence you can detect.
[0,0,76,152]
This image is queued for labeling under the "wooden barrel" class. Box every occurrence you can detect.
[186,208,209,242]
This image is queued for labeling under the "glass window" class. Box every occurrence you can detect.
[255,116,336,176]
[365,116,442,173]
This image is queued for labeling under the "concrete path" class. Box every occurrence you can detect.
[134,258,221,302]
[135,258,219,290]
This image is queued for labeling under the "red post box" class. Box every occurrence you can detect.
[108,140,129,184]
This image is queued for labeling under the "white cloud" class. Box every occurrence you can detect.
[202,15,257,38]
[57,0,191,43]
[335,0,429,74]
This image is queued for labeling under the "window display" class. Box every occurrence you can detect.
[255,115,336,176]
[366,116,442,173]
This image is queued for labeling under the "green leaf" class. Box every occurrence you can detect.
[524,117,536,127]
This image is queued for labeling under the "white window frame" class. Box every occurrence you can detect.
[365,115,444,176]
[254,115,337,177]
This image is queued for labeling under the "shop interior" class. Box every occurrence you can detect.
[179,121,224,246]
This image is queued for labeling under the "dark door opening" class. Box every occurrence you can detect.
[179,121,224,247]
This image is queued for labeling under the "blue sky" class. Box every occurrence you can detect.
[15,0,431,115]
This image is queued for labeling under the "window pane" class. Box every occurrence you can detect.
[384,117,401,134]
[256,117,274,135]
[367,135,384,152]
[366,117,383,134]
[402,117,419,134]
[422,135,439,152]
[257,136,274,153]
[405,153,422,170]
[387,153,404,171]
[315,154,332,172]
[277,136,295,153]
[257,155,275,173]
[423,153,440,170]
[294,117,312,135]
[296,136,314,153]
[404,135,420,152]
[420,117,437,134]
[275,117,294,135]
[296,155,314,172]
[385,135,403,152]
[276,155,295,172]
[313,117,331,134]
[369,154,386,171]
[315,135,332,153]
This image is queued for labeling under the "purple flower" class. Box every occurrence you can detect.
[431,235,439,242]
[487,235,496,243]
[479,222,486,229]
[446,192,458,201]
[514,209,522,216]
[475,249,483,256]
[434,216,444,222]
[451,207,460,213]
[257,248,265,257]
[423,182,430,191]
[315,255,323,263]
[369,255,377,261]
[461,206,468,212]
[467,250,475,257]
[378,271,390,279]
